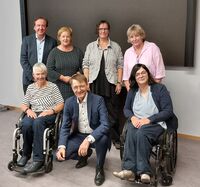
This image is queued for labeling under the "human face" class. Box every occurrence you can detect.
[59,31,72,47]
[33,68,47,85]
[135,67,148,85]
[129,32,143,48]
[34,19,47,38]
[71,80,88,102]
[98,23,109,39]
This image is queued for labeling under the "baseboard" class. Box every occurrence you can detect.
[178,133,200,141]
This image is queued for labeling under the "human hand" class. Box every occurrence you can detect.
[26,109,37,119]
[56,147,66,161]
[131,116,141,128]
[38,109,53,117]
[115,83,122,95]
[78,138,90,157]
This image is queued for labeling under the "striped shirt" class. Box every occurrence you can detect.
[23,81,64,112]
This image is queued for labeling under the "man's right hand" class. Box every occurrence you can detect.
[56,147,66,161]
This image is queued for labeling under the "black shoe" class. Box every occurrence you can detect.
[23,161,44,173]
[75,148,93,169]
[94,167,105,186]
[17,156,30,167]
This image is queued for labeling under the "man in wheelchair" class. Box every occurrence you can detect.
[17,63,64,173]
[113,64,177,184]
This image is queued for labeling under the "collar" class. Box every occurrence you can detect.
[35,33,46,42]
[96,38,112,49]
[76,92,88,104]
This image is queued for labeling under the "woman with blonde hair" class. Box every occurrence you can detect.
[123,24,165,91]
[47,26,83,100]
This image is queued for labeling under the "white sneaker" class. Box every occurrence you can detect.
[140,173,150,184]
[113,170,135,181]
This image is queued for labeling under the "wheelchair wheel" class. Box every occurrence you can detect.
[8,161,15,171]
[166,131,177,174]
[161,175,173,186]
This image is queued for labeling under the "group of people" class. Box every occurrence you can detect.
[17,16,175,186]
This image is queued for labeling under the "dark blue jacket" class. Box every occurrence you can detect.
[58,92,111,147]
[20,34,57,86]
[124,83,178,130]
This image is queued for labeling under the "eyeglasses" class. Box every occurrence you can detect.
[135,71,147,78]
[99,28,109,31]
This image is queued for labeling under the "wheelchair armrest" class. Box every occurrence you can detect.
[16,112,26,128]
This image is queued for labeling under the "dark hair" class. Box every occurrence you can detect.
[34,17,48,27]
[96,20,110,35]
[129,64,156,89]
[70,73,88,85]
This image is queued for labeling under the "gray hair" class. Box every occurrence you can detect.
[33,62,47,74]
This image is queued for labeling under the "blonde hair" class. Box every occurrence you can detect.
[127,24,146,43]
[57,26,73,41]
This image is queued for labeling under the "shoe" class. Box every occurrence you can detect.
[94,167,105,186]
[113,170,135,181]
[23,161,44,173]
[140,173,151,184]
[17,156,30,167]
[75,148,93,169]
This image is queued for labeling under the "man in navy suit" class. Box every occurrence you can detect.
[20,17,57,94]
[56,73,110,186]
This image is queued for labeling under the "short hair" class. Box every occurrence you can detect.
[96,20,110,35]
[127,24,146,43]
[34,17,48,27]
[129,64,156,89]
[57,26,73,41]
[33,62,47,75]
[70,73,88,85]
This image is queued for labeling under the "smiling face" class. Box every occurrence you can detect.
[98,23,109,39]
[34,18,47,38]
[33,67,47,85]
[59,31,72,47]
[135,67,149,86]
[128,32,144,48]
[71,79,89,102]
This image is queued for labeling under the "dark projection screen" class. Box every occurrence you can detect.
[20,0,196,67]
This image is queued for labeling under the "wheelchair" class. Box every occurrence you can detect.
[119,116,178,187]
[8,111,62,174]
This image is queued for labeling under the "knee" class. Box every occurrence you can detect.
[21,120,32,132]
[33,118,45,129]
[97,134,109,146]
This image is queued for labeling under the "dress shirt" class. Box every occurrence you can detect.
[123,41,165,81]
[36,34,45,63]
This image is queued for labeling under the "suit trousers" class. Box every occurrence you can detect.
[21,114,56,161]
[122,121,164,175]
[65,133,109,168]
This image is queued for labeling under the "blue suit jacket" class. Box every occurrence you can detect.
[20,34,57,86]
[58,92,110,147]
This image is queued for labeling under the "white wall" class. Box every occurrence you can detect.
[0,0,199,137]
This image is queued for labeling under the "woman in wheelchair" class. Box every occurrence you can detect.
[17,63,64,173]
[113,64,174,184]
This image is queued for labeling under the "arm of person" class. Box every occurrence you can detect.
[124,80,130,92]
[115,68,123,94]
[123,90,135,118]
[20,103,37,119]
[148,84,174,123]
[56,146,66,161]
[20,37,33,82]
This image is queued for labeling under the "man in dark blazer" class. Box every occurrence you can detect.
[20,17,57,94]
[56,73,111,186]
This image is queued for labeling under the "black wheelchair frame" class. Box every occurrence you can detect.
[120,120,178,187]
[8,112,62,174]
